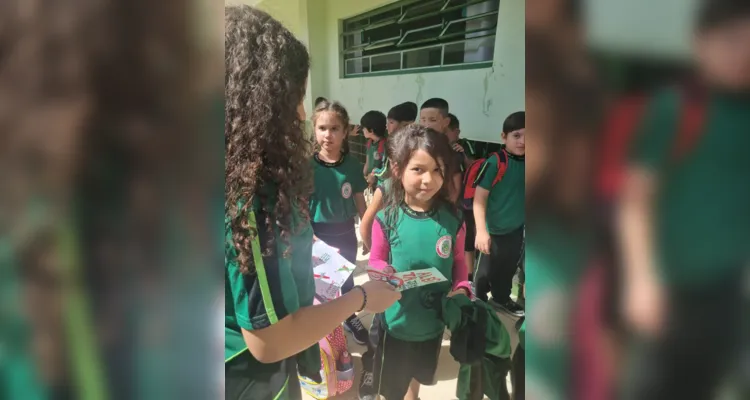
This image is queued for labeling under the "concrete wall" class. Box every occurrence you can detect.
[310,0,524,143]
[228,0,525,143]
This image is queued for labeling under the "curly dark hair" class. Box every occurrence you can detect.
[312,99,351,154]
[225,5,312,275]
[381,124,458,237]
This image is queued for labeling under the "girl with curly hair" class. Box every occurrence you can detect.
[223,6,400,399]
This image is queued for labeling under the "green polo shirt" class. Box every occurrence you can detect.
[309,153,367,223]
[365,138,387,176]
[376,203,463,341]
[478,152,525,235]
[629,88,750,287]
[225,193,319,398]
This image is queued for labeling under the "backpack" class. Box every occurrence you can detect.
[596,84,707,201]
[582,85,707,399]
[367,138,387,164]
[460,150,509,210]
[298,298,354,399]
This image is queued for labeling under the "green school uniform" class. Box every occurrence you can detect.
[452,138,477,173]
[448,295,512,400]
[525,220,590,400]
[373,157,390,183]
[309,153,367,223]
[365,138,387,176]
[0,242,49,400]
[225,193,320,398]
[456,138,477,158]
[375,203,462,341]
[630,88,750,287]
[478,152,525,235]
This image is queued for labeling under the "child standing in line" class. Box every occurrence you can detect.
[368,124,472,400]
[309,100,370,344]
[360,101,417,249]
[419,98,463,203]
[361,110,388,189]
[372,102,418,185]
[446,113,476,171]
[473,111,525,316]
[445,113,480,279]
[387,102,418,135]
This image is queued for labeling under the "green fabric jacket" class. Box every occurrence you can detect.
[441,296,513,400]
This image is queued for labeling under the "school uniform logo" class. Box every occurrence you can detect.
[436,235,452,258]
[341,182,352,199]
[374,152,382,160]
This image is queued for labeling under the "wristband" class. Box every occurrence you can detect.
[352,285,367,312]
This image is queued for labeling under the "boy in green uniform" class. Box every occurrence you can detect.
[619,2,750,398]
[473,111,525,316]
[386,102,418,136]
[361,110,388,189]
[447,113,480,276]
[373,102,418,184]
[420,98,463,202]
[447,113,476,172]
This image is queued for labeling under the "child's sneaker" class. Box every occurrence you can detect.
[344,315,368,345]
[358,370,376,400]
[492,298,525,317]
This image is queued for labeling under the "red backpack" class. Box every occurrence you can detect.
[461,150,508,210]
[596,84,708,201]
[367,138,387,160]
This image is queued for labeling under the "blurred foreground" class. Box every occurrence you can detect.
[526,0,750,399]
[0,0,223,398]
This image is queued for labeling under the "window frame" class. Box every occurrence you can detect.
[340,0,499,78]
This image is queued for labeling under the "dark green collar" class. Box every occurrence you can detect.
[314,152,345,167]
[401,202,438,219]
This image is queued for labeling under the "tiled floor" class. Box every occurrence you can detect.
[301,226,521,400]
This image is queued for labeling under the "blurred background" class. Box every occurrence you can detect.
[0,0,223,398]
[526,0,750,399]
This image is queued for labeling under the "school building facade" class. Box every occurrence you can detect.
[230,0,524,157]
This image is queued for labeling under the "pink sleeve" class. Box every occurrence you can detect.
[368,218,391,271]
[452,223,473,297]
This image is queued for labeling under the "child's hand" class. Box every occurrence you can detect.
[475,230,491,254]
[452,143,465,153]
[367,172,376,186]
[360,280,401,313]
[349,124,361,136]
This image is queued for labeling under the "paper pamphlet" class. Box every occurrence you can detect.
[312,240,357,301]
[366,267,448,292]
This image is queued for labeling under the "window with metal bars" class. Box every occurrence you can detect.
[341,0,499,77]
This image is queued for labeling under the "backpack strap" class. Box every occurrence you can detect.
[671,85,708,163]
[490,150,509,187]
[596,93,650,200]
[378,138,386,155]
